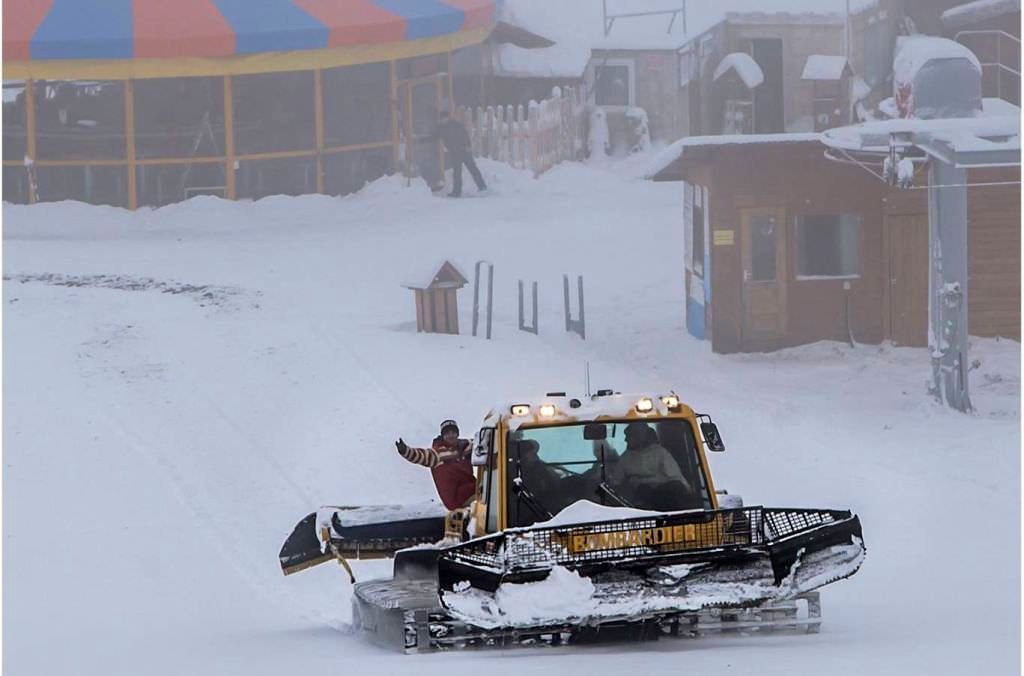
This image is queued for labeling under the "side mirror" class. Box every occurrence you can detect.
[471,428,495,466]
[583,422,607,440]
[700,422,725,452]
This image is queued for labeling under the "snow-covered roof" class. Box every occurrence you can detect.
[493,42,591,79]
[893,36,982,86]
[802,55,850,81]
[647,133,822,180]
[821,113,1020,167]
[400,260,468,290]
[941,0,1021,30]
[713,52,764,89]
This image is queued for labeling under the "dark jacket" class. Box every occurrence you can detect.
[399,436,476,510]
[424,119,472,153]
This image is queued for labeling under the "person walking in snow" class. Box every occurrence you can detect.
[421,111,487,197]
[395,419,476,510]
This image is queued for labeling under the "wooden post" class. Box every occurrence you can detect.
[314,68,325,194]
[124,79,137,209]
[389,61,399,172]
[25,79,37,204]
[446,50,455,107]
[223,75,236,199]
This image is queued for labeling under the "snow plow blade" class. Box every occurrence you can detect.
[279,504,446,576]
[437,506,864,627]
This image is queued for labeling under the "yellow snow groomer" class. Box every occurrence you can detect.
[280,391,865,651]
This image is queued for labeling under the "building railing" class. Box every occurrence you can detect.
[955,30,1021,103]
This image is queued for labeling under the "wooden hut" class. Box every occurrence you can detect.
[402,261,468,335]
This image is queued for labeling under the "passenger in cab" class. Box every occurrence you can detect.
[610,422,695,510]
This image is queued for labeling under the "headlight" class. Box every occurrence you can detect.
[539,404,557,417]
[635,397,654,413]
[661,395,680,409]
[510,404,530,416]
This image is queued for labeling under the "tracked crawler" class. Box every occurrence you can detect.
[280,391,865,651]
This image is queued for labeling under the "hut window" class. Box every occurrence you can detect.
[594,61,633,106]
[322,63,391,148]
[35,80,125,160]
[134,77,225,159]
[232,71,315,155]
[796,214,861,278]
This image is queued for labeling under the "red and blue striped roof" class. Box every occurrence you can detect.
[4,0,498,61]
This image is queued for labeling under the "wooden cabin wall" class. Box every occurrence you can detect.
[704,144,886,353]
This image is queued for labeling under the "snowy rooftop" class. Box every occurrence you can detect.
[713,52,764,89]
[493,42,591,79]
[647,132,822,180]
[802,55,851,81]
[941,0,1021,30]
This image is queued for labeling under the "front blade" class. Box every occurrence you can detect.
[280,512,331,575]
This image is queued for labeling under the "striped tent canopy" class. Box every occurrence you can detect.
[4,0,497,63]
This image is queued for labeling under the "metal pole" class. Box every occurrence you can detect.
[927,159,972,412]
[532,282,538,335]
[474,264,481,335]
[577,275,586,340]
[486,264,494,339]
[563,274,571,332]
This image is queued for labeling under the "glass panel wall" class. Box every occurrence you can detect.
[137,163,226,207]
[35,80,125,160]
[3,81,29,162]
[36,165,128,206]
[322,63,391,147]
[134,77,225,159]
[232,71,315,155]
[323,147,391,196]
[237,156,315,199]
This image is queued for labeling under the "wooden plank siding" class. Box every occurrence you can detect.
[701,143,885,353]
[685,143,1019,354]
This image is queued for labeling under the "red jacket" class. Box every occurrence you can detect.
[399,437,476,510]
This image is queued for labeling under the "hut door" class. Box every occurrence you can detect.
[886,213,929,346]
[399,76,446,189]
[740,208,787,344]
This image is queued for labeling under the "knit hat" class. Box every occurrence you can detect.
[440,419,459,436]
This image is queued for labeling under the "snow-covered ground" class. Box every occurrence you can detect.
[4,159,1020,674]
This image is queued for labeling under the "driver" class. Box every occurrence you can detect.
[609,422,692,505]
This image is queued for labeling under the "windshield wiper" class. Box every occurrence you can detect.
[596,482,634,509]
[512,478,554,520]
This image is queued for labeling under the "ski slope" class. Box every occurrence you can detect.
[4,159,1020,674]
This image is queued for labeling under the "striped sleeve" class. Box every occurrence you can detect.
[399,445,441,468]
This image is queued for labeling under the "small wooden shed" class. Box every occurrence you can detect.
[402,261,468,335]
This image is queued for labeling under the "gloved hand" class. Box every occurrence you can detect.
[395,438,408,455]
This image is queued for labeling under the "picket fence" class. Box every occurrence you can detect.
[455,87,587,177]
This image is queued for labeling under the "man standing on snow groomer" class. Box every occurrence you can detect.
[396,419,476,511]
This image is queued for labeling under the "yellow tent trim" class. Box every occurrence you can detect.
[3,26,491,80]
